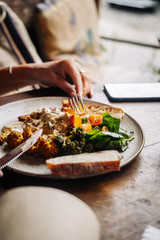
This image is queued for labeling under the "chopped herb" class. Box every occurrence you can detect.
[82,117,88,124]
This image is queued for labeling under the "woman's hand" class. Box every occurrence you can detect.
[0,57,94,97]
[32,58,94,97]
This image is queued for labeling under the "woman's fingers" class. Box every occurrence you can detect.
[75,62,94,97]
[80,71,94,97]
[38,58,94,97]
[54,77,77,97]
[88,84,94,98]
[61,58,83,94]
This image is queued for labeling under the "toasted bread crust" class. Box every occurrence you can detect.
[46,150,122,178]
[47,161,120,177]
[85,105,124,119]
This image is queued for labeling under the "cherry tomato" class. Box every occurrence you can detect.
[87,114,102,126]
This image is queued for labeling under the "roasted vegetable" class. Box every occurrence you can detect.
[69,115,82,128]
[62,107,76,116]
[70,128,85,140]
[57,128,86,155]
[7,131,23,148]
[23,128,32,140]
[38,137,59,159]
[62,138,84,155]
[0,127,11,144]
[81,123,92,132]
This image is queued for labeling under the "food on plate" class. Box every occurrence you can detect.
[0,99,134,176]
[46,150,122,177]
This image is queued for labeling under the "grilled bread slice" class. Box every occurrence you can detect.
[85,105,124,119]
[46,150,122,178]
[62,100,124,119]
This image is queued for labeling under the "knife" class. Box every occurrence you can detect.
[0,129,42,170]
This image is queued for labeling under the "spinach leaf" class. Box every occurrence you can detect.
[85,129,127,151]
[85,126,100,139]
[102,113,120,133]
[84,117,134,152]
[119,128,134,140]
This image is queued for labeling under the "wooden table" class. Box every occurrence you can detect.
[0,85,160,240]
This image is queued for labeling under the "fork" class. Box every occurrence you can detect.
[69,93,85,114]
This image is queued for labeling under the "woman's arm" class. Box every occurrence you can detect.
[0,58,93,97]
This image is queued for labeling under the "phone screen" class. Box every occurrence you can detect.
[107,0,158,9]
[104,83,160,102]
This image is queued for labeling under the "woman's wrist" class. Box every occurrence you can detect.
[12,64,39,87]
[26,63,47,86]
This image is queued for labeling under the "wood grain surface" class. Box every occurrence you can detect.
[0,84,160,240]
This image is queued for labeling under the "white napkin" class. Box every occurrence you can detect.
[141,226,160,240]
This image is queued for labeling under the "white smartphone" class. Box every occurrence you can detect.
[107,0,158,9]
[104,83,160,102]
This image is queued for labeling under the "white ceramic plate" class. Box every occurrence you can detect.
[0,97,144,178]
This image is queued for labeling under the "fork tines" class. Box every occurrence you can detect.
[69,94,85,114]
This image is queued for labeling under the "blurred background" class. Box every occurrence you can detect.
[99,0,160,46]
[2,0,160,83]
[98,0,160,83]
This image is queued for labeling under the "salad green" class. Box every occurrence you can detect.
[53,112,134,155]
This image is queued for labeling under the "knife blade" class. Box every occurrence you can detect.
[0,129,42,170]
